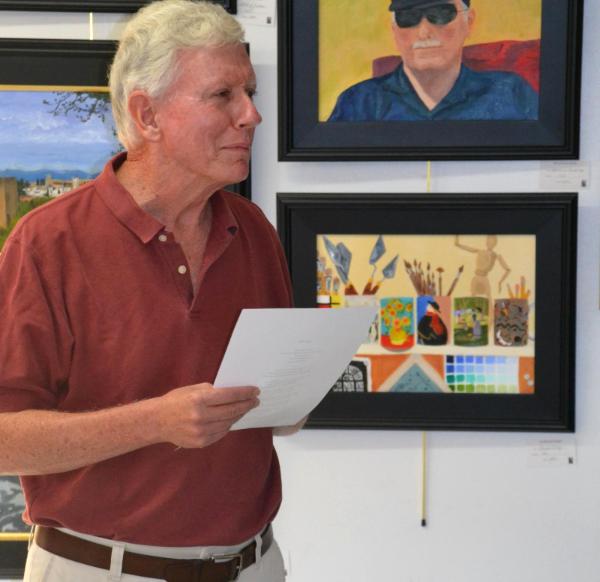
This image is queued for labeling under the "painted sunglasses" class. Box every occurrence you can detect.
[394,4,466,28]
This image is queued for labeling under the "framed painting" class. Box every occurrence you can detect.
[0,0,237,13]
[0,37,119,576]
[0,38,250,249]
[278,0,583,161]
[0,37,247,574]
[0,477,28,578]
[277,192,577,431]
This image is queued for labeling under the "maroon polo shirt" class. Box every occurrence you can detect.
[0,154,293,546]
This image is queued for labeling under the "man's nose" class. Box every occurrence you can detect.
[237,95,262,128]
[415,17,435,38]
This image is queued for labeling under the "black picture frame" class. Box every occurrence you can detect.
[278,0,583,161]
[277,192,577,431]
[0,37,250,576]
[0,37,118,578]
[0,37,117,86]
[0,0,236,13]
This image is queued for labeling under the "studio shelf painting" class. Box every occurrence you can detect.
[317,233,536,396]
[277,192,576,431]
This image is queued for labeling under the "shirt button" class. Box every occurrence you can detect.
[178,265,187,275]
[158,234,168,242]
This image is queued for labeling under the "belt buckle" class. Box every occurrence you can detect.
[211,552,244,581]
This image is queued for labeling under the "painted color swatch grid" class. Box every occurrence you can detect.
[445,355,519,394]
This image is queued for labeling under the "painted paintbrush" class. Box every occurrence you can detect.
[436,267,444,296]
[426,263,431,294]
[404,259,420,293]
[446,265,464,296]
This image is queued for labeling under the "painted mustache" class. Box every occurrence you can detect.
[412,39,442,49]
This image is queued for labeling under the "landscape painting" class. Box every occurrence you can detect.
[0,89,120,248]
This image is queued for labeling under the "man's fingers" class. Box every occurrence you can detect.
[180,414,252,448]
[160,384,262,449]
[203,398,260,423]
[202,385,260,406]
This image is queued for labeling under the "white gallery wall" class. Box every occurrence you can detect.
[1,2,599,581]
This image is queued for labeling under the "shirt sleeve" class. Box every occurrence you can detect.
[0,235,72,412]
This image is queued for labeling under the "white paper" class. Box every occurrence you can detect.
[214,307,377,429]
[539,161,590,191]
[236,0,276,27]
[528,438,577,467]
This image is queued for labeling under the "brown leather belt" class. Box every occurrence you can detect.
[34,524,273,582]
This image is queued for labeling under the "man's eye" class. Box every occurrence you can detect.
[246,88,257,99]
[216,89,231,98]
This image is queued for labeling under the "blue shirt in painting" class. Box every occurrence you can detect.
[328,64,539,121]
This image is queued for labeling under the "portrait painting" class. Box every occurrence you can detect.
[278,0,583,160]
[320,0,541,123]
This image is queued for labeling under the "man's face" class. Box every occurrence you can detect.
[391,0,475,74]
[152,44,261,187]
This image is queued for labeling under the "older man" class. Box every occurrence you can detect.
[0,1,294,580]
[328,0,538,121]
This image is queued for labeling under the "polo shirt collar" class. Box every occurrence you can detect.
[95,152,163,244]
[95,152,239,243]
[387,64,474,118]
[209,188,239,238]
[386,65,431,117]
[433,65,477,113]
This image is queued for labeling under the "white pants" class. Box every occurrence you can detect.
[23,527,286,582]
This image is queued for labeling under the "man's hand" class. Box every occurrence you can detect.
[157,383,260,449]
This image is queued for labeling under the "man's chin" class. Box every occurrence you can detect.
[408,57,450,73]
[223,164,250,186]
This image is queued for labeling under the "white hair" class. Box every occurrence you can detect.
[109,0,244,149]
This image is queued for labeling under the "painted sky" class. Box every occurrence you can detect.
[0,91,120,175]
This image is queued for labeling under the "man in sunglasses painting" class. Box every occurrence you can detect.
[328,0,538,121]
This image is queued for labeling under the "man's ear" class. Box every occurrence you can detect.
[467,8,476,34]
[127,90,161,142]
